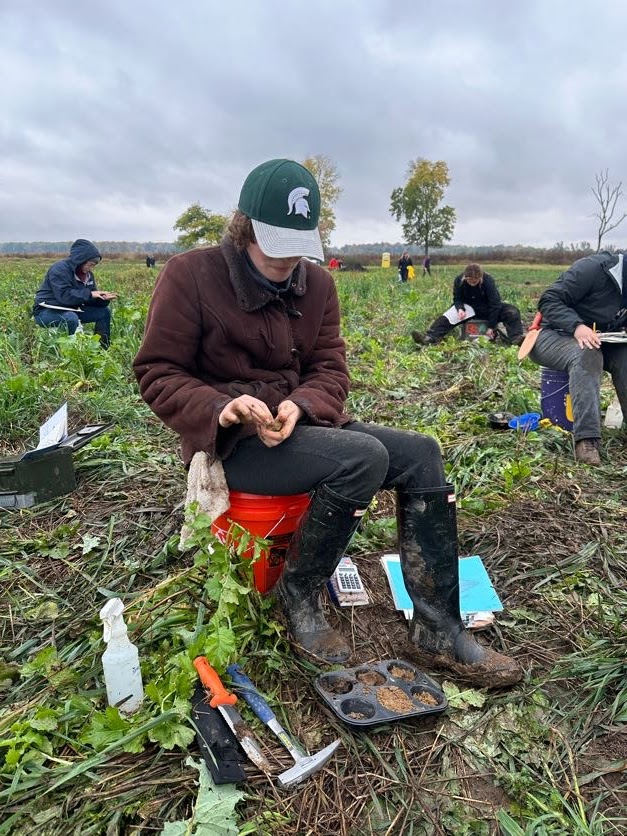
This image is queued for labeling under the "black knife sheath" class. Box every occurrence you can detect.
[191,683,247,784]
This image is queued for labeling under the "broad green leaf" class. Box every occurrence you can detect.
[148,719,195,750]
[30,707,59,731]
[80,534,101,554]
[159,757,244,836]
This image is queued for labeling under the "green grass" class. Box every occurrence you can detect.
[1,257,625,835]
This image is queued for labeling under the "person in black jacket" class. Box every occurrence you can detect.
[397,251,413,283]
[33,239,117,347]
[529,251,627,465]
[411,263,524,346]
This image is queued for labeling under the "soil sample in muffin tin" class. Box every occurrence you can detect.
[388,664,415,681]
[414,690,439,706]
[356,670,386,686]
[376,686,416,713]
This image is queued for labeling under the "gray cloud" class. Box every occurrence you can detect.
[2,0,627,246]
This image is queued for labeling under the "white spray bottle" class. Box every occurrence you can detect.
[99,598,144,714]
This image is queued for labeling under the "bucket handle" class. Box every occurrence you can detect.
[541,383,569,397]
[264,513,288,539]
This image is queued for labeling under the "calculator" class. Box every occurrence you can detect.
[334,557,364,593]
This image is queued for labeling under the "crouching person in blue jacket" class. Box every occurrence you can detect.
[32,239,117,348]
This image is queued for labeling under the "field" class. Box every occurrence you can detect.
[1,257,626,835]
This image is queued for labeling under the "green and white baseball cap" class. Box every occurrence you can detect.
[238,159,324,260]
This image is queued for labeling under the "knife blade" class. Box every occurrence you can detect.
[193,656,271,773]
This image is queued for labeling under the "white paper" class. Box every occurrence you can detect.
[443,304,475,325]
[36,403,69,449]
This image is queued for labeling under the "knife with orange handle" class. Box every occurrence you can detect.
[517,312,542,360]
[193,656,270,772]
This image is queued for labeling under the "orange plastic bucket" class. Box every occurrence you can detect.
[211,492,311,593]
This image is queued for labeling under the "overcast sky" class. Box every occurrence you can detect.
[2,0,627,248]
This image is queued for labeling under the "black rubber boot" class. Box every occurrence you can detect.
[411,316,452,346]
[274,484,367,664]
[397,485,522,688]
[411,330,437,346]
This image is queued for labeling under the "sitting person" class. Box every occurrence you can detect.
[32,239,117,348]
[529,250,627,465]
[328,257,340,270]
[133,158,522,688]
[412,263,524,346]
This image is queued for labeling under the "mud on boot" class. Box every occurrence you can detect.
[397,485,522,689]
[406,617,522,688]
[274,574,350,664]
[274,483,367,665]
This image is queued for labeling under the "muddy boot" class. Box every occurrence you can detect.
[397,485,522,688]
[274,484,367,664]
[575,438,601,465]
[411,330,437,345]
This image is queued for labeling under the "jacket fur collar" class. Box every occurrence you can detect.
[220,236,308,312]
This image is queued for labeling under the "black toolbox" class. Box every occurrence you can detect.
[0,424,112,509]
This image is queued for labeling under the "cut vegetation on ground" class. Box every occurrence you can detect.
[1,260,626,835]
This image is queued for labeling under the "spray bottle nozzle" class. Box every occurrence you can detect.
[99,597,128,644]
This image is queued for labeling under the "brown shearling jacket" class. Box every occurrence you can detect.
[133,237,351,466]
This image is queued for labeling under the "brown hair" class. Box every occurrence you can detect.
[227,210,256,250]
[463,263,483,280]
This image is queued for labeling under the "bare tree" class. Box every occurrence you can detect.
[592,169,627,252]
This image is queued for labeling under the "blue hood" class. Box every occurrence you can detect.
[68,239,101,269]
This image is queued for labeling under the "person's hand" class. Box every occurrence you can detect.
[218,396,274,429]
[486,328,495,340]
[91,290,118,300]
[257,400,304,448]
[457,308,467,320]
[574,323,601,350]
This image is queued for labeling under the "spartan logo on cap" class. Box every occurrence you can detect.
[287,187,311,219]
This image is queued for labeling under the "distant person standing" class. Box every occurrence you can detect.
[398,251,412,283]
[32,239,117,348]
[423,255,432,276]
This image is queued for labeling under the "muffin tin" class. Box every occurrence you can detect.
[314,658,447,727]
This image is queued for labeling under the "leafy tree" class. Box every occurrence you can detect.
[591,169,627,252]
[302,155,342,249]
[390,159,456,256]
[173,203,228,250]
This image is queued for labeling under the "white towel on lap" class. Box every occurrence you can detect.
[179,452,231,549]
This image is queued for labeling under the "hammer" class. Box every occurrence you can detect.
[226,663,340,788]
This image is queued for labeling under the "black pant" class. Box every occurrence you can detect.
[222,422,446,504]
[427,303,523,342]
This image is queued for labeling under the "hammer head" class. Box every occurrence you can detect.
[277,739,341,788]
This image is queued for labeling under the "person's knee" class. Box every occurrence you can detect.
[404,431,443,466]
[354,434,389,482]
[576,348,604,375]
[500,304,519,323]
[339,433,389,498]
[97,307,112,325]
[63,313,80,334]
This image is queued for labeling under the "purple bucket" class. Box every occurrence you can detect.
[540,368,573,431]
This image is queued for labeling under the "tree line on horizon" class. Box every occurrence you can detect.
[3,161,624,261]
[0,240,603,265]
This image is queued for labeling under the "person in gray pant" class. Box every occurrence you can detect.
[529,251,627,465]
